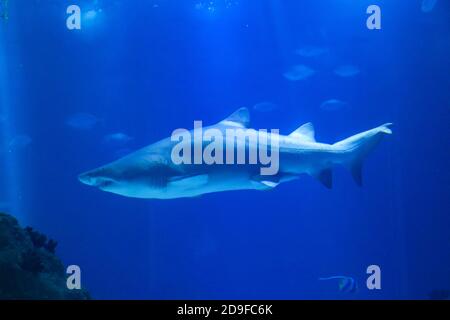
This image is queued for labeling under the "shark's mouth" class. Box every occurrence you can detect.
[96,179,115,189]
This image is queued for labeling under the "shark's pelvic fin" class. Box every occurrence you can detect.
[219,107,250,128]
[289,122,316,142]
[260,180,280,189]
[251,174,280,190]
[251,173,299,190]
[313,168,333,189]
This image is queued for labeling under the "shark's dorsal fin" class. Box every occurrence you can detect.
[289,122,316,142]
[219,107,250,128]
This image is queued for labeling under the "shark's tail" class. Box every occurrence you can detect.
[333,123,393,186]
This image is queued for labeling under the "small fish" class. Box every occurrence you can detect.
[421,0,438,13]
[253,101,278,113]
[66,113,101,130]
[284,64,316,81]
[8,134,32,151]
[195,1,216,12]
[334,65,360,77]
[319,276,358,293]
[103,132,134,146]
[85,10,98,20]
[320,99,348,111]
[295,46,328,58]
[0,0,8,21]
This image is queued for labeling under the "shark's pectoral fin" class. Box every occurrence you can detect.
[312,168,333,189]
[168,174,209,189]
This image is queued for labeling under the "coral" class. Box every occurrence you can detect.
[24,226,58,254]
[0,212,90,299]
[44,239,58,254]
[20,249,44,274]
[25,227,46,248]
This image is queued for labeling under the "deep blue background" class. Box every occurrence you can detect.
[0,0,449,299]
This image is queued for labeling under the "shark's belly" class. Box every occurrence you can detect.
[158,154,327,199]
[279,150,333,175]
[161,169,260,199]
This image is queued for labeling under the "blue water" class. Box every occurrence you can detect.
[0,0,449,299]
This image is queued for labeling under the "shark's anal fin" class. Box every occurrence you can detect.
[168,174,209,189]
[313,169,332,189]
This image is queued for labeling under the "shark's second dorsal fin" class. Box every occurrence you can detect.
[289,122,316,142]
[219,107,250,128]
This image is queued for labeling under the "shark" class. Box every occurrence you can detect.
[78,107,392,199]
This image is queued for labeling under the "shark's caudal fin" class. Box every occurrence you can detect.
[334,123,393,186]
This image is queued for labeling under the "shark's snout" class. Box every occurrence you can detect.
[78,171,95,186]
[78,169,115,189]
